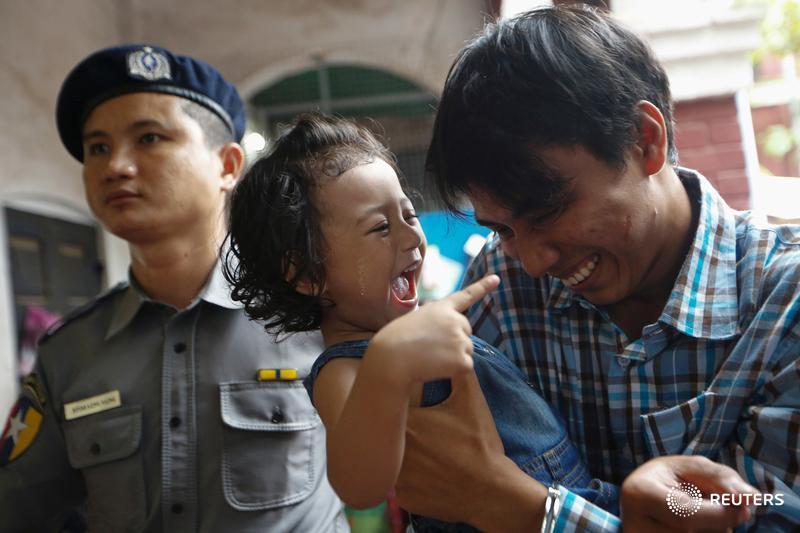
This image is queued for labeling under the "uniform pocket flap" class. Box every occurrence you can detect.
[64,406,142,469]
[220,381,319,432]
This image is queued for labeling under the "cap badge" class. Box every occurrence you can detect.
[127,46,171,81]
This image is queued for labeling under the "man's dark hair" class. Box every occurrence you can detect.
[427,4,676,217]
[181,100,235,148]
[224,112,406,334]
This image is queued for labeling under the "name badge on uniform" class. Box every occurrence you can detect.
[63,390,121,420]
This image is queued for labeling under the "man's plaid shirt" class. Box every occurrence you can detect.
[463,170,800,531]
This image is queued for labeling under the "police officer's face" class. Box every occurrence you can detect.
[81,92,231,243]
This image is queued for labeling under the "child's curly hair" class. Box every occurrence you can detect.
[224,112,408,335]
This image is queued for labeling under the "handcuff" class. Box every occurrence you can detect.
[540,484,562,533]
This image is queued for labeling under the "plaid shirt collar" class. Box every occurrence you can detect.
[544,169,739,340]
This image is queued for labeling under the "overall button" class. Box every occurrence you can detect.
[174,342,187,353]
[169,416,181,429]
[271,408,284,424]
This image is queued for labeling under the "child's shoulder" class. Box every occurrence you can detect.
[319,339,371,360]
[309,339,372,383]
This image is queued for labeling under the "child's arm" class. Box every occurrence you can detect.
[313,355,416,509]
[313,275,500,509]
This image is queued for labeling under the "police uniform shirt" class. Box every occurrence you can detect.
[0,262,346,532]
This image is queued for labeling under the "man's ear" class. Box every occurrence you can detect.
[635,100,668,176]
[218,142,245,192]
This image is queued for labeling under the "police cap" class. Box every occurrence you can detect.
[56,43,245,161]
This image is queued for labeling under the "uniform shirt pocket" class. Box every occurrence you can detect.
[63,406,146,532]
[220,381,321,511]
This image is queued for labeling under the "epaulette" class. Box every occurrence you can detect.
[38,282,129,345]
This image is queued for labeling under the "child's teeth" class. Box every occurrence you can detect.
[392,276,410,299]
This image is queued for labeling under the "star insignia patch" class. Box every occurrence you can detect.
[0,397,43,465]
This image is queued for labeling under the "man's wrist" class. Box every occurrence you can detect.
[469,460,548,532]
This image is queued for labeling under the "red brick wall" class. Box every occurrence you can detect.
[674,95,751,210]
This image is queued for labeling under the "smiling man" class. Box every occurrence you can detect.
[0,44,345,532]
[382,5,800,532]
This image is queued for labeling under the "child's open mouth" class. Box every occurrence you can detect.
[391,261,420,303]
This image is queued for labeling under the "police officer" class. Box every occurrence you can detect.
[0,44,346,532]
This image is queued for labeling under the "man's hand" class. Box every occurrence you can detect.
[621,455,759,532]
[369,275,501,387]
[396,370,546,532]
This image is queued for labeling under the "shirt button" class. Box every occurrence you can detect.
[89,442,101,455]
[174,342,187,353]
[171,503,183,514]
[169,416,181,429]
[617,357,630,368]
[271,408,284,424]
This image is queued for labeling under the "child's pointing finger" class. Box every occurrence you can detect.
[442,275,500,313]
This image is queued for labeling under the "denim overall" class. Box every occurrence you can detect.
[306,337,619,532]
